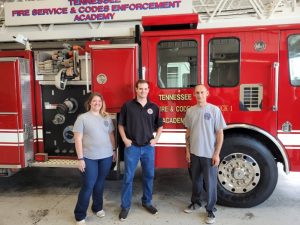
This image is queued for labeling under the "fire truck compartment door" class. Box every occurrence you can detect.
[0,59,20,166]
[0,60,19,112]
[91,45,138,112]
[0,58,32,168]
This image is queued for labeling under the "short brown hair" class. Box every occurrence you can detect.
[135,79,149,88]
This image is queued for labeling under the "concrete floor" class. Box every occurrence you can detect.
[0,164,300,225]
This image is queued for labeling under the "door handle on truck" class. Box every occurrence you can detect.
[273,62,279,111]
[85,52,91,93]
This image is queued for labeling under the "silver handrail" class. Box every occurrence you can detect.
[273,62,279,111]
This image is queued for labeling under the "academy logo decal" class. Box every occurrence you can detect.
[147,108,153,115]
[204,112,211,120]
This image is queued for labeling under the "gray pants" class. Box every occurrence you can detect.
[190,154,218,212]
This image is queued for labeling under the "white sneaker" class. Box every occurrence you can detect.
[96,209,105,218]
[75,219,86,225]
[205,212,216,224]
[184,202,201,213]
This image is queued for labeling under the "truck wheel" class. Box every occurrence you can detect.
[217,135,278,207]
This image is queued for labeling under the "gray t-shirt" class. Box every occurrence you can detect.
[73,111,114,160]
[184,103,227,158]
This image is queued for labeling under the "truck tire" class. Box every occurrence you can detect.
[217,135,278,207]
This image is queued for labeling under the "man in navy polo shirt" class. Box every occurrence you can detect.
[118,79,163,221]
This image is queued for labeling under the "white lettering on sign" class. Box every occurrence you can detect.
[4,0,192,26]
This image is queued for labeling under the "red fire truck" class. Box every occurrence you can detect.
[1,13,300,208]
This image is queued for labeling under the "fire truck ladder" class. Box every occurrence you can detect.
[192,0,300,28]
[192,0,298,20]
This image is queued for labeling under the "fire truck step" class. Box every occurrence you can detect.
[0,168,19,177]
[30,159,78,168]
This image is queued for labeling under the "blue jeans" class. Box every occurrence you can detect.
[74,156,112,221]
[121,145,155,209]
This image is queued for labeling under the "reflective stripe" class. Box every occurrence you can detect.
[0,143,23,146]
[286,146,300,149]
[0,131,24,143]
[278,133,300,146]
[37,128,43,139]
[0,133,19,142]
[0,129,21,132]
[19,133,24,142]
[32,127,43,139]
[157,132,185,144]
[156,144,186,147]
[162,129,186,132]
[278,130,300,133]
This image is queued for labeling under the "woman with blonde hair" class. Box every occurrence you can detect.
[73,92,116,225]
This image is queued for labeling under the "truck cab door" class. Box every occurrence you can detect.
[278,30,300,171]
[204,31,279,134]
[144,35,200,168]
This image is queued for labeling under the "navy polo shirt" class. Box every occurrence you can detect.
[118,99,163,146]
